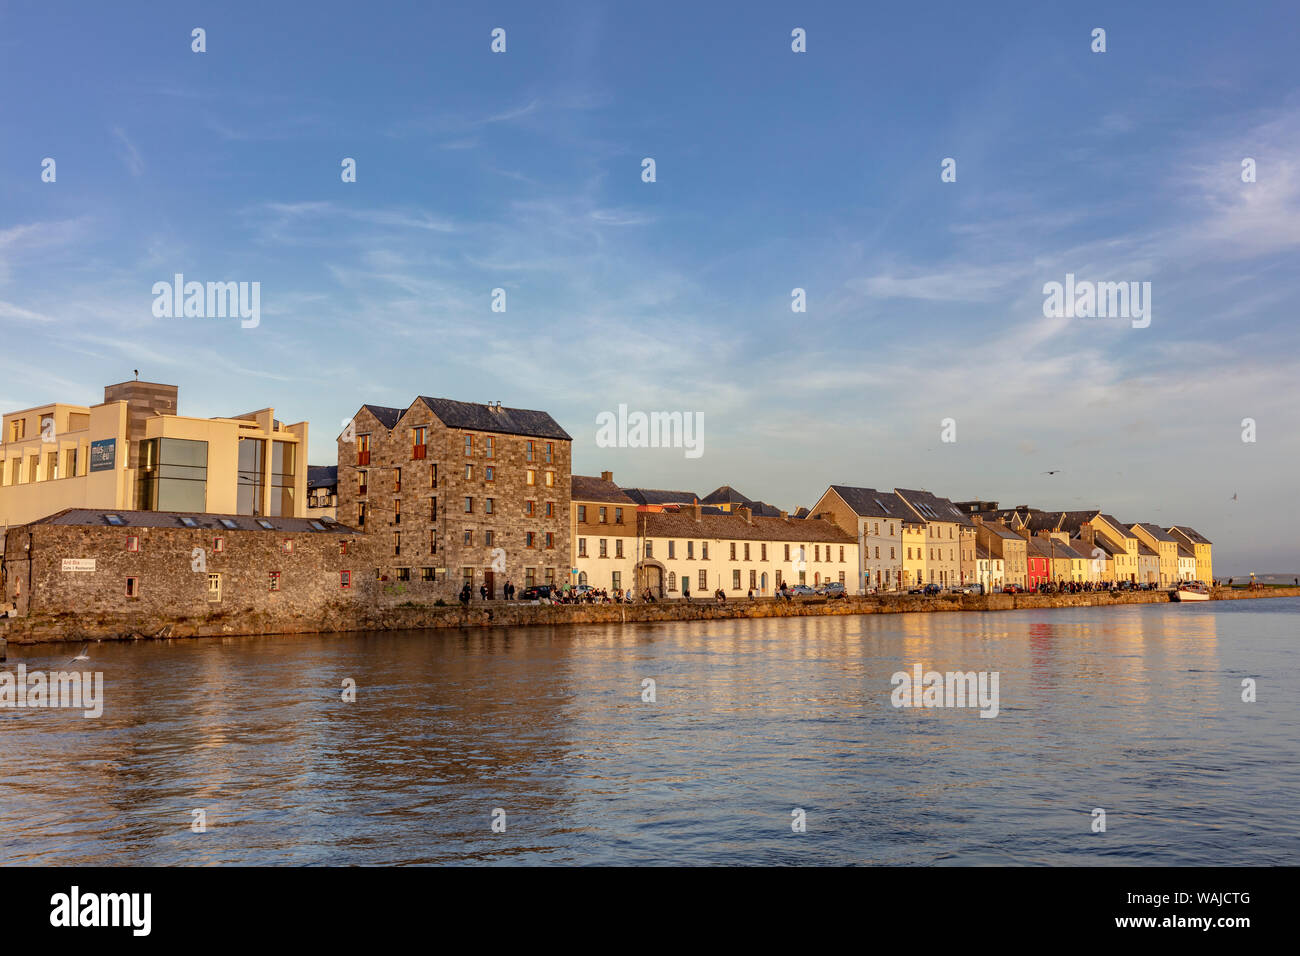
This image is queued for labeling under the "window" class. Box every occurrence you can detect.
[269,572,282,591]
[599,507,607,523]
[761,544,767,561]
[545,443,554,463]
[485,498,494,515]
[578,571,588,586]
[394,499,401,524]
[578,505,587,522]
[358,502,367,528]
[545,501,554,518]
[463,568,474,588]
[207,573,222,603]
[744,543,750,561]
[214,536,225,553]
[815,546,820,562]
[464,436,473,456]
[599,539,608,558]
[8,418,24,441]
[544,569,555,587]
[139,437,209,513]
[430,463,438,489]
[839,572,846,585]
[526,532,536,548]
[485,466,494,481]
[698,570,707,591]
[545,472,554,487]
[546,532,555,549]
[840,547,845,562]
[256,519,274,530]
[126,535,139,552]
[524,500,535,516]
[394,532,402,555]
[309,520,325,531]
[485,436,494,458]
[668,572,677,591]
[579,538,588,557]
[749,570,757,589]
[465,464,473,480]
[784,544,790,561]
[527,470,536,485]
[615,540,624,558]
[525,568,536,587]
[702,543,708,559]
[484,531,494,546]
[358,470,368,495]
[668,541,676,559]
[525,441,534,462]
[464,497,473,513]
[357,434,370,464]
[615,507,623,523]
[612,571,622,590]
[421,568,434,582]
[397,568,410,582]
[890,547,895,559]
[65,447,78,478]
[340,570,351,589]
[645,541,653,558]
[687,542,695,559]
[125,577,139,598]
[464,530,473,546]
[733,570,741,590]
[412,426,427,458]
[729,543,736,560]
[219,519,236,531]
[429,530,437,554]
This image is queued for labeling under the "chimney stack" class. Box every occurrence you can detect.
[779,510,788,520]
[600,471,613,483]
[737,505,752,524]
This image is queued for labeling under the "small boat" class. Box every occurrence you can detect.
[1173,582,1211,602]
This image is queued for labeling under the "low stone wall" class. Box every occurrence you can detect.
[2,586,1296,645]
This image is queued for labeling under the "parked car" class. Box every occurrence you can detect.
[572,584,595,596]
[923,583,942,596]
[519,585,555,601]
[818,582,846,596]
[907,586,926,594]
[1001,584,1021,594]
[787,584,816,596]
[948,585,973,594]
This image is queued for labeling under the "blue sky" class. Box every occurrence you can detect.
[1,1,1298,573]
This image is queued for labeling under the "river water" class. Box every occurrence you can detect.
[1,599,1296,865]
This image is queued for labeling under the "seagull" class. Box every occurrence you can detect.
[1043,470,1061,476]
[70,644,90,663]
[1231,493,1238,502]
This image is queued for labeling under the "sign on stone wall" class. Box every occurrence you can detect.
[89,439,116,472]
[61,558,96,572]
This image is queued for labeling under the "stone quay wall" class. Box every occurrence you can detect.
[2,586,1297,646]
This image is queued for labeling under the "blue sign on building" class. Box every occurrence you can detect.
[89,438,117,472]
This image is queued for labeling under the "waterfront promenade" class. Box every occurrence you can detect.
[3,586,1298,646]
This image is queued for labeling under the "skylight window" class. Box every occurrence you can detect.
[309,521,325,531]
[219,518,238,529]
[179,516,198,527]
[256,519,274,530]
[104,514,124,526]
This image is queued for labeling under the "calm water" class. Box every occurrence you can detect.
[2,600,1297,865]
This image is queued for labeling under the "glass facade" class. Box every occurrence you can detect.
[137,438,208,512]
[237,437,265,515]
[270,441,296,517]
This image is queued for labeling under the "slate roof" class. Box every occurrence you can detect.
[701,485,753,506]
[1177,544,1197,558]
[30,508,360,534]
[1169,525,1212,545]
[894,488,976,526]
[641,511,855,544]
[977,521,1025,542]
[1087,536,1121,556]
[416,396,571,441]
[1096,514,1135,537]
[1134,522,1178,543]
[622,488,699,506]
[361,404,404,429]
[307,464,338,490]
[827,485,916,520]
[1137,542,1159,556]
[571,475,636,504]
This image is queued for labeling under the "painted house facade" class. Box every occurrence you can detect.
[808,485,913,593]
[571,472,638,593]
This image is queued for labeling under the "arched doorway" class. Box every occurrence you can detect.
[635,560,667,598]
[760,572,767,593]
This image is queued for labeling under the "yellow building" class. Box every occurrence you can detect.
[902,517,926,587]
[1168,526,1213,583]
[571,472,639,593]
[0,380,308,526]
[1132,523,1179,587]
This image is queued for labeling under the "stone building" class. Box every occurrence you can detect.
[807,485,913,593]
[1,508,362,631]
[337,397,571,600]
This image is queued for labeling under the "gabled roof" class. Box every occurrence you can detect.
[1168,525,1212,545]
[894,488,975,526]
[307,465,338,489]
[28,508,359,534]
[571,475,636,505]
[977,521,1025,542]
[415,396,570,440]
[827,485,915,520]
[361,404,404,429]
[1177,544,1196,558]
[1087,536,1121,556]
[1137,542,1159,556]
[1096,514,1135,538]
[701,485,753,506]
[1133,522,1178,543]
[622,487,699,506]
